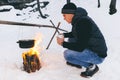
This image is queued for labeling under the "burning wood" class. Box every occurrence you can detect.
[22,33,42,73]
[22,48,41,73]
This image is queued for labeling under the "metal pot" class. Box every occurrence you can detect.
[17,39,35,48]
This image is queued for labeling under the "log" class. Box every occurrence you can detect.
[22,52,41,73]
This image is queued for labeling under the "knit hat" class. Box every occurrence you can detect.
[62,3,77,14]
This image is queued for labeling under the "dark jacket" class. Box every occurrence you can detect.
[62,7,107,58]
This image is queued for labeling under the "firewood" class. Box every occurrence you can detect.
[22,52,41,73]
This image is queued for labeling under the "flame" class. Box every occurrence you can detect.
[33,33,43,50]
[22,33,43,57]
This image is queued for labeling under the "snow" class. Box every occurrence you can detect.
[0,0,120,80]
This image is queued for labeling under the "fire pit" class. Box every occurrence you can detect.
[21,33,42,73]
[22,48,41,73]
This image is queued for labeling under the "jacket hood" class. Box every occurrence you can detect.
[74,7,88,17]
[72,7,88,25]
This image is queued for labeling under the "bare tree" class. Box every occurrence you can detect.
[98,0,117,15]
[36,0,47,18]
[98,0,100,8]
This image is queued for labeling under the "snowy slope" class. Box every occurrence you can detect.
[0,0,120,80]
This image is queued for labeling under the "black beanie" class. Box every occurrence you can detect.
[62,3,77,14]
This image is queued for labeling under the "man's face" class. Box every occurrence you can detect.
[62,14,74,23]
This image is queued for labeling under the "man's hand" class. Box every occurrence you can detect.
[56,34,64,45]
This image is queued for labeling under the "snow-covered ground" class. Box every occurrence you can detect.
[0,0,120,80]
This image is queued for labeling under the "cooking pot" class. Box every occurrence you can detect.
[17,39,35,48]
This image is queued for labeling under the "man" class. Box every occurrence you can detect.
[57,3,107,78]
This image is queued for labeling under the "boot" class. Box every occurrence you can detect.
[80,65,99,78]
[66,62,82,69]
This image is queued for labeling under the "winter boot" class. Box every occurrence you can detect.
[80,65,99,78]
[66,62,82,69]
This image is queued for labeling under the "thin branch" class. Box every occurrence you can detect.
[0,20,68,32]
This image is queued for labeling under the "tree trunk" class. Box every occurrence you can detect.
[67,0,70,3]
[109,0,117,15]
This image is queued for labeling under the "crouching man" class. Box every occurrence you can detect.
[56,3,107,78]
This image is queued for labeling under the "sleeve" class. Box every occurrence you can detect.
[63,32,74,38]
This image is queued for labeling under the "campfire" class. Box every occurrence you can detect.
[22,33,42,73]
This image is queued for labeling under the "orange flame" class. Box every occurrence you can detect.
[22,33,43,57]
